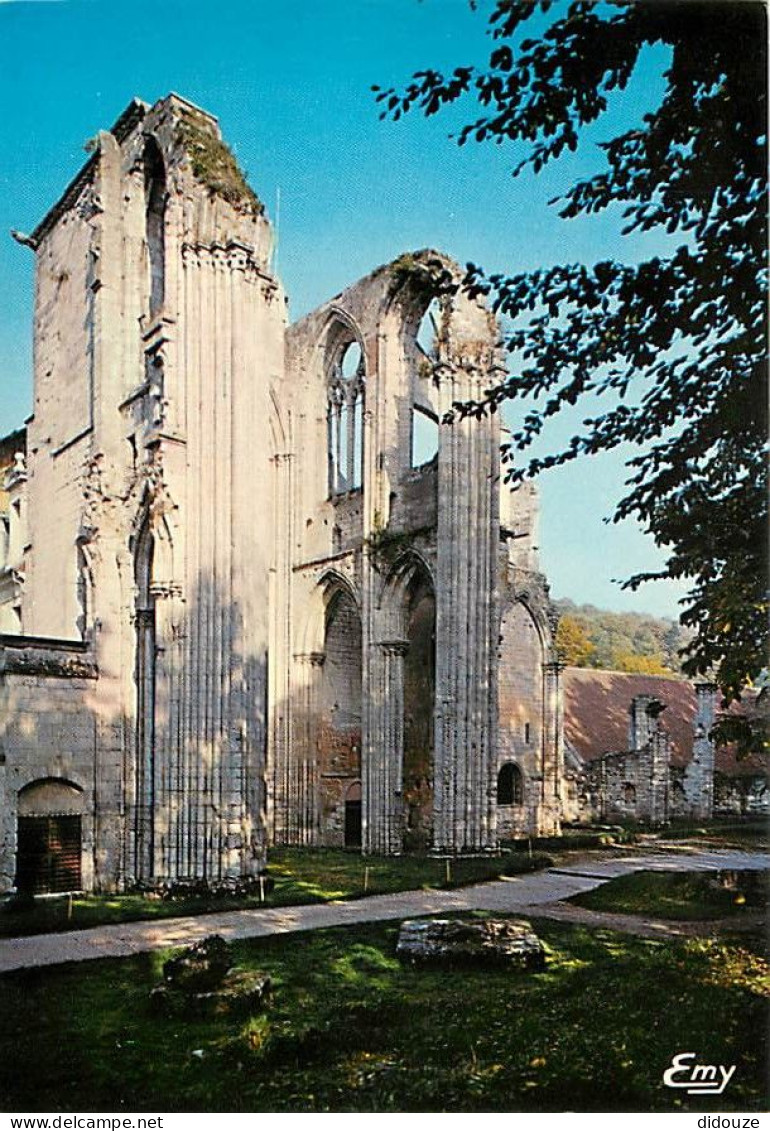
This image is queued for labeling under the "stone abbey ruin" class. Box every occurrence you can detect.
[0,95,764,894]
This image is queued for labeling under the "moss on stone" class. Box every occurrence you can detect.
[177,114,264,215]
[388,251,455,299]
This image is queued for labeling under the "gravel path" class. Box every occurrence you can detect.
[0,847,766,974]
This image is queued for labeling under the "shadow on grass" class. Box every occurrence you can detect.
[1,915,767,1113]
[0,847,555,939]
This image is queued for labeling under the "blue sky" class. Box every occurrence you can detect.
[0,0,690,618]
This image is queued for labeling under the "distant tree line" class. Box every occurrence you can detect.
[553,598,693,676]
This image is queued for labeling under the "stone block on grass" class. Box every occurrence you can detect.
[162,933,232,993]
[150,969,272,1019]
[396,917,546,970]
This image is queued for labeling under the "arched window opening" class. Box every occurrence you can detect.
[144,138,166,317]
[497,762,524,807]
[328,339,365,495]
[411,406,439,468]
[623,783,637,805]
[134,516,156,879]
[416,298,441,358]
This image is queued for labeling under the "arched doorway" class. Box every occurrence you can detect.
[344,781,362,848]
[403,568,436,850]
[16,779,84,894]
[496,762,524,807]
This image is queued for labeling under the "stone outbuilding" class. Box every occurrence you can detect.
[561,668,768,825]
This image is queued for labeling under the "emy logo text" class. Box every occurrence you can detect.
[663,1052,736,1096]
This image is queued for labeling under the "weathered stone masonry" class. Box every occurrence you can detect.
[1,96,284,889]
[1,93,762,895]
[561,670,767,825]
[0,95,559,891]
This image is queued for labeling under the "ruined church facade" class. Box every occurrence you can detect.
[0,95,558,893]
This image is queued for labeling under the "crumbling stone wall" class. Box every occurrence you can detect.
[565,681,769,826]
[576,731,670,825]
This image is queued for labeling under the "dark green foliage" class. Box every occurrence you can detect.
[662,819,768,849]
[375,1,768,711]
[1,920,766,1111]
[554,598,692,672]
[710,695,769,759]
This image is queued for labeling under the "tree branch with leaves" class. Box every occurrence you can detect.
[375,0,768,734]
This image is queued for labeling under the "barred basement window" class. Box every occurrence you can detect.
[16,779,84,895]
[416,297,441,358]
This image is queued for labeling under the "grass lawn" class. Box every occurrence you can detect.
[656,819,769,851]
[1,821,764,939]
[0,847,555,939]
[570,869,769,921]
[0,917,766,1113]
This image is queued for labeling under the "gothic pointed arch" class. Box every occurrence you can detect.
[377,548,435,641]
[321,313,366,496]
[316,570,363,845]
[298,567,360,658]
[133,507,157,880]
[143,135,167,316]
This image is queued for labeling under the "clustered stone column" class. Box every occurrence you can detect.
[432,352,500,853]
[275,651,325,846]
[540,660,564,834]
[364,640,408,854]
